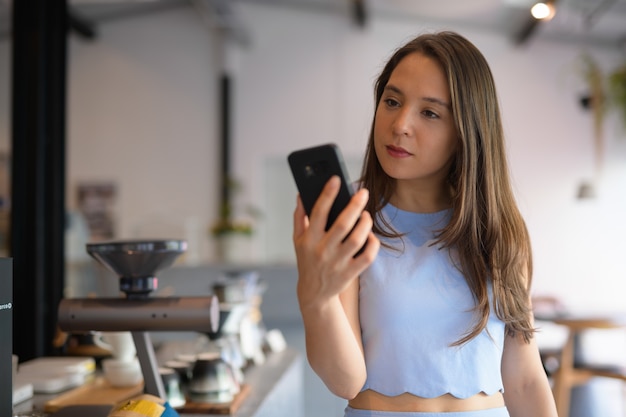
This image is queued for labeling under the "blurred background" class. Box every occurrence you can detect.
[1,0,626,416]
[4,0,623,306]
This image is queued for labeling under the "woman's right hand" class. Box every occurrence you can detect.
[293,176,380,311]
[292,176,379,398]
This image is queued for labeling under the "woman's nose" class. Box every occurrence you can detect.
[391,108,414,137]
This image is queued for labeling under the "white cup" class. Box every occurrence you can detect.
[102,357,143,387]
[94,331,136,361]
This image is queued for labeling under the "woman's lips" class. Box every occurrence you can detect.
[386,145,412,158]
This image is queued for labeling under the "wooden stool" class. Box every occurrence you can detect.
[550,316,626,417]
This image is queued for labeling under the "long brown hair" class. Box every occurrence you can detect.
[361,31,534,344]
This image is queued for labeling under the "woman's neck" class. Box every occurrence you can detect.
[390,180,452,213]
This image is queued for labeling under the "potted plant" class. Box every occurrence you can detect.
[210,178,260,263]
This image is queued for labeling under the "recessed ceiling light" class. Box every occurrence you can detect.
[531,2,556,21]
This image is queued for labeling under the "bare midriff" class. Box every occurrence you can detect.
[348,390,505,412]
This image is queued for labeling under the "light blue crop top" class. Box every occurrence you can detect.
[359,204,505,398]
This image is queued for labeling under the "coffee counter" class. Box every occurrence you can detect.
[13,347,304,417]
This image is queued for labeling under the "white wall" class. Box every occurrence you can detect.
[1,3,625,312]
[66,7,220,263]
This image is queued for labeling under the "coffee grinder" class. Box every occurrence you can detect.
[57,239,220,399]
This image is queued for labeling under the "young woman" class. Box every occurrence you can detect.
[292,31,557,417]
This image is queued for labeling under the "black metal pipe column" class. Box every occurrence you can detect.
[220,73,231,215]
[11,0,67,361]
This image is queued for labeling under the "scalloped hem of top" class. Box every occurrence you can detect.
[344,406,510,417]
[358,388,505,400]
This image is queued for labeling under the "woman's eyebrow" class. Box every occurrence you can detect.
[384,84,450,108]
[383,84,403,95]
[423,96,451,108]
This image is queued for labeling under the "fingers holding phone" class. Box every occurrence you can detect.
[307,175,342,235]
[292,176,354,258]
[322,185,370,256]
[292,175,341,251]
[289,144,378,262]
[341,203,379,263]
[291,174,379,305]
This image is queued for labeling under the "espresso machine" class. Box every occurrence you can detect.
[57,239,220,399]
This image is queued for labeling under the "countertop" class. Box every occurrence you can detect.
[13,347,303,417]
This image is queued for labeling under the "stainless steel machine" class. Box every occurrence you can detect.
[57,239,220,399]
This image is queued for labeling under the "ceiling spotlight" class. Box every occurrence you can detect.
[531,2,556,21]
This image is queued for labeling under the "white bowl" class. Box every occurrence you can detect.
[102,357,143,387]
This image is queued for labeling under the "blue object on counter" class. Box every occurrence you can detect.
[161,402,180,417]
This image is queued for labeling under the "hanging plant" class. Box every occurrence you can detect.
[579,54,607,146]
[576,53,608,184]
[608,63,626,133]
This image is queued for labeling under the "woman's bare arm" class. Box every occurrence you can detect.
[293,176,379,398]
[501,324,558,417]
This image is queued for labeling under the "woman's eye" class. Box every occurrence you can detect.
[384,98,400,108]
[423,109,439,119]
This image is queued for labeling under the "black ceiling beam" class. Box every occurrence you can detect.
[512,14,540,45]
[200,0,251,46]
[512,0,559,46]
[352,0,367,28]
[584,0,617,28]
[68,7,98,40]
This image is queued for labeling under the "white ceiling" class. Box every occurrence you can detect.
[1,0,625,50]
[373,0,626,47]
[246,0,626,49]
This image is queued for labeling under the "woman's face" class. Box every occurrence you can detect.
[374,52,458,191]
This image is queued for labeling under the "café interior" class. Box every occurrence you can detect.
[1,0,626,416]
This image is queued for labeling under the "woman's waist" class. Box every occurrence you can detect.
[348,390,505,413]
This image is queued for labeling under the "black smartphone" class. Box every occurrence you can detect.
[288,143,368,256]
[288,143,355,231]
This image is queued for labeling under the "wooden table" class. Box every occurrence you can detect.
[13,347,304,417]
[542,314,626,417]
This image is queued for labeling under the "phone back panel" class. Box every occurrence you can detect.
[288,143,354,231]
